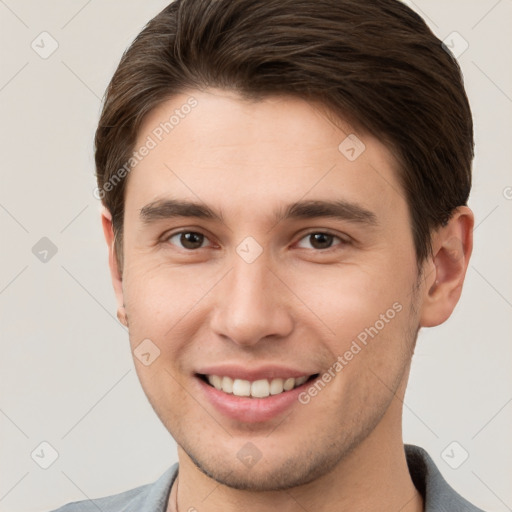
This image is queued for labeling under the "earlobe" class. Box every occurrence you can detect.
[101,207,126,325]
[116,307,129,327]
[419,207,474,327]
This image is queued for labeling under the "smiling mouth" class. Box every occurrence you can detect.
[197,373,319,398]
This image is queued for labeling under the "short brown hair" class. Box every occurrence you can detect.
[95,0,473,268]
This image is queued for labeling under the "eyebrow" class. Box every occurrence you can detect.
[139,198,378,227]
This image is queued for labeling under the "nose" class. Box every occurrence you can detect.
[210,252,294,347]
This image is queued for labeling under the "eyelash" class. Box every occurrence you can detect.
[162,229,350,252]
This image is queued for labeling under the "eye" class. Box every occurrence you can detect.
[163,230,349,252]
[296,231,347,251]
[166,231,211,250]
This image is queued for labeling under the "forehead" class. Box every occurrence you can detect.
[126,88,405,225]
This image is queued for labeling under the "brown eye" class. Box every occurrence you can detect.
[167,231,208,250]
[296,232,345,251]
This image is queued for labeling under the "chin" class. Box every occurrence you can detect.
[184,442,345,492]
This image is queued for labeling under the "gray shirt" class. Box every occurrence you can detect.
[50,444,486,511]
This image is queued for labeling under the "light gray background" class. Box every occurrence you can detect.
[1,1,511,511]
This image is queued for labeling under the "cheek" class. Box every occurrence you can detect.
[121,260,220,355]
[286,260,409,330]
[288,262,416,391]
[123,257,195,311]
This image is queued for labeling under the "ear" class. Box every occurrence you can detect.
[419,206,474,327]
[101,207,127,327]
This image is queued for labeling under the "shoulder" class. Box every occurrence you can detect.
[47,463,178,512]
[405,444,487,512]
[49,485,149,512]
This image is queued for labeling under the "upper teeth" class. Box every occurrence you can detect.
[206,375,309,398]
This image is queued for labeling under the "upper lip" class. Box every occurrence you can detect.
[196,364,318,381]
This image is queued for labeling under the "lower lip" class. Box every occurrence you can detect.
[195,375,314,423]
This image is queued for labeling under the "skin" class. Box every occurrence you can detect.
[101,88,473,512]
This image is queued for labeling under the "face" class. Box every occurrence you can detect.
[112,89,426,490]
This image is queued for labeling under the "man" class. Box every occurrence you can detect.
[52,0,486,510]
